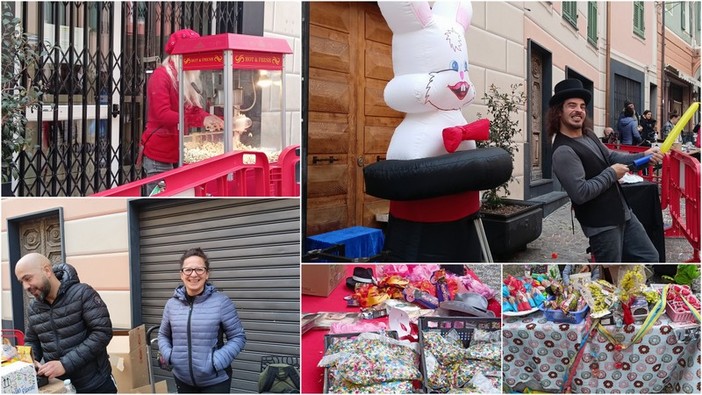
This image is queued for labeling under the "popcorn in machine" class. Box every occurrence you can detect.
[171,33,294,167]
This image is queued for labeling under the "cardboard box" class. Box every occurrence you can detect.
[0,361,38,394]
[301,264,346,296]
[107,325,150,393]
[38,378,65,394]
[133,380,169,393]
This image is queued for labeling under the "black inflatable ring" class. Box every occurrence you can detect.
[363,147,512,201]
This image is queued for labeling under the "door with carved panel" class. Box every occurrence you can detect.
[307,2,400,236]
[18,215,62,330]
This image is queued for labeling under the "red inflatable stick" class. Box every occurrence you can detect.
[442,118,491,153]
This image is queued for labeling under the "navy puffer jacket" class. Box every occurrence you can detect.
[158,283,246,387]
[25,263,114,392]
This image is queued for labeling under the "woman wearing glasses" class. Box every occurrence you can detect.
[158,248,246,393]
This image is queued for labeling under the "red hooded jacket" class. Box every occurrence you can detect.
[141,64,210,164]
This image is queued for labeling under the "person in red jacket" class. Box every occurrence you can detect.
[139,29,224,193]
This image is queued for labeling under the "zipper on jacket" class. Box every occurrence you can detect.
[187,300,198,387]
[49,302,63,356]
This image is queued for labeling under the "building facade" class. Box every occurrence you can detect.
[304,1,701,237]
[1,198,301,393]
[4,1,301,197]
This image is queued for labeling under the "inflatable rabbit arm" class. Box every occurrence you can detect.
[379,1,479,160]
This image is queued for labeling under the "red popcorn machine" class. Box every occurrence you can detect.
[94,33,298,197]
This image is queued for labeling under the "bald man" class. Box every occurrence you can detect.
[15,253,117,393]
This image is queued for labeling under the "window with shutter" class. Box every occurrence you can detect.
[587,2,598,46]
[634,1,645,38]
[563,1,578,28]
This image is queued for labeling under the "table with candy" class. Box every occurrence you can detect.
[503,312,701,393]
[302,264,501,394]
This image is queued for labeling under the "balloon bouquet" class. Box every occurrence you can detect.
[364,1,512,261]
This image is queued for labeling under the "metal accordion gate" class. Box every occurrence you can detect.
[8,1,243,196]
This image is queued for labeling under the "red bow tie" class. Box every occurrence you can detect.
[442,118,491,153]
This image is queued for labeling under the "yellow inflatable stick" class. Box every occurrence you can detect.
[631,101,700,169]
[660,101,700,153]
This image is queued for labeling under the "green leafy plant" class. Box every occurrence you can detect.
[1,8,45,183]
[662,265,700,286]
[477,83,526,209]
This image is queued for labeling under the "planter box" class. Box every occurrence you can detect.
[2,182,12,197]
[481,199,543,258]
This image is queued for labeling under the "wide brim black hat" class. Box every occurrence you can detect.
[549,78,592,107]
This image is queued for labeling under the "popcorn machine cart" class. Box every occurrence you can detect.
[94,33,298,197]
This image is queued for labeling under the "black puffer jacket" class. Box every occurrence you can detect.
[25,263,113,392]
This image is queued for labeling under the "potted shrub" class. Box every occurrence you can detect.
[477,83,543,258]
[2,8,45,195]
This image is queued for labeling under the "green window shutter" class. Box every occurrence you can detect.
[681,2,687,31]
[587,2,598,46]
[563,1,578,28]
[634,1,645,38]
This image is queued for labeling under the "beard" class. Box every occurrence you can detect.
[562,113,585,131]
[27,277,51,301]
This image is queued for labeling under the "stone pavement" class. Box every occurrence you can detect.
[499,200,696,263]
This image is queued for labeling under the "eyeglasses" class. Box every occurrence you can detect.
[181,267,208,276]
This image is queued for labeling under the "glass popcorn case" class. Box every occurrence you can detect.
[170,33,293,166]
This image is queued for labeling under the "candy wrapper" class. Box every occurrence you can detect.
[403,285,439,309]
[353,284,390,308]
[619,265,647,303]
[432,269,452,302]
[583,279,616,318]
[314,312,360,329]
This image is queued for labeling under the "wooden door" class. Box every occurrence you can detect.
[307,2,400,236]
[18,214,62,330]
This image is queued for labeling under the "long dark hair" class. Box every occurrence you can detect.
[179,247,210,269]
[546,103,594,139]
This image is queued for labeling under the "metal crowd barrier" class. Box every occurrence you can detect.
[661,149,701,262]
[93,150,271,197]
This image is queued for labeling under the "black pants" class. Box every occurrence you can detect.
[174,376,232,393]
[81,375,117,393]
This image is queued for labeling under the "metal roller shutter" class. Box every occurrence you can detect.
[135,198,300,393]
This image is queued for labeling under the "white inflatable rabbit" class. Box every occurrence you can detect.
[379,1,478,160]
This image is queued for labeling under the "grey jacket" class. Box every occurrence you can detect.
[158,283,246,387]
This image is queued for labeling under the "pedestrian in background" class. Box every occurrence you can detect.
[661,112,680,141]
[639,110,657,146]
[617,105,642,145]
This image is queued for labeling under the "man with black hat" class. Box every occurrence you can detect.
[548,78,663,262]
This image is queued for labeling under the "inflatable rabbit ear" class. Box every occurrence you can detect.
[378,2,434,34]
[432,1,473,31]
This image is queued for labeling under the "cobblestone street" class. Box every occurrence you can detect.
[501,201,695,264]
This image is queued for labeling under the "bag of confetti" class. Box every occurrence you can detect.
[465,342,500,366]
[471,328,501,344]
[320,335,420,388]
[329,378,415,394]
